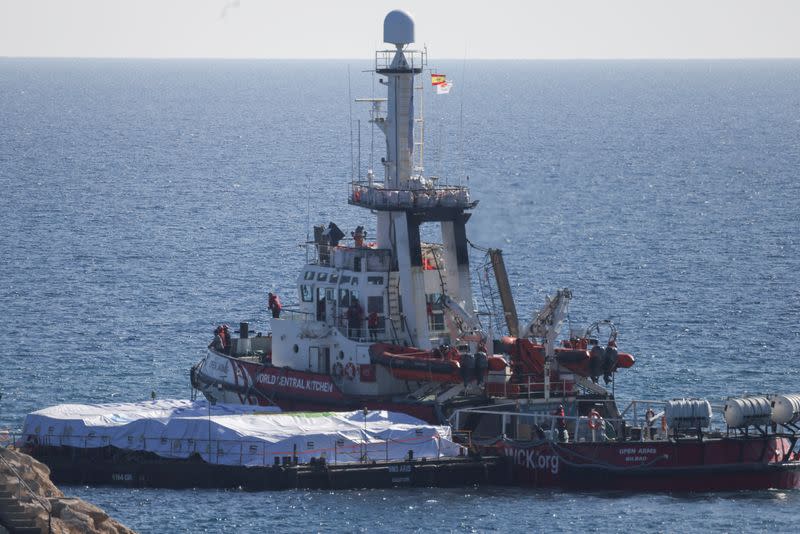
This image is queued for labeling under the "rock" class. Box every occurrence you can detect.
[1,447,135,534]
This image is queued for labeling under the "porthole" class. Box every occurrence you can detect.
[293,344,299,353]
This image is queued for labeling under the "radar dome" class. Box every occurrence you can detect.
[383,10,415,46]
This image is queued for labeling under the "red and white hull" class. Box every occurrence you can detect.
[192,349,442,422]
[496,436,800,491]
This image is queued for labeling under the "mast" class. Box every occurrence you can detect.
[350,10,477,350]
[376,10,428,347]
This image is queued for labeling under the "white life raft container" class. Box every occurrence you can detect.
[665,399,712,429]
[771,394,800,425]
[723,396,772,428]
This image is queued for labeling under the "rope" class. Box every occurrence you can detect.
[466,238,489,252]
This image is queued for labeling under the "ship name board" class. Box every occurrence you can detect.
[618,446,658,463]
[256,373,334,393]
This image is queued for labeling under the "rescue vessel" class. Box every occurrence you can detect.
[190,10,800,491]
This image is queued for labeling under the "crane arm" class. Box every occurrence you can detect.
[521,288,572,401]
[521,288,572,341]
[439,295,487,344]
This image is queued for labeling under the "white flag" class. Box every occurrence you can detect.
[436,81,453,94]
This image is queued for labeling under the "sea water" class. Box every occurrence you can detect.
[1,59,799,533]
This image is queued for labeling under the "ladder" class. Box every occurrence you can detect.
[436,383,467,403]
[574,375,610,396]
[412,73,425,174]
[407,381,444,400]
[387,271,405,344]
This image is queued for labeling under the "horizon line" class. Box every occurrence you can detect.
[3,55,800,61]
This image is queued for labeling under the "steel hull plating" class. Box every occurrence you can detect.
[192,350,440,423]
[497,436,800,491]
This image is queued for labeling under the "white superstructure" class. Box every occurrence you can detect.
[265,10,479,398]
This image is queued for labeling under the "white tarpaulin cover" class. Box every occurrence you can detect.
[22,399,463,466]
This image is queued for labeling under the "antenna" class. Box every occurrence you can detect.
[458,44,467,186]
[305,174,311,264]
[348,64,354,182]
[370,71,376,172]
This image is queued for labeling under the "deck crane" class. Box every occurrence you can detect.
[521,288,572,400]
[438,295,488,346]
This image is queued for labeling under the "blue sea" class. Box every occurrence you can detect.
[1,58,799,532]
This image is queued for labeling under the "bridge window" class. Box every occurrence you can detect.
[301,284,313,302]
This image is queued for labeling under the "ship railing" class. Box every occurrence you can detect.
[618,399,729,433]
[348,181,474,211]
[304,241,394,269]
[451,430,472,449]
[0,428,20,449]
[272,309,394,343]
[279,308,314,321]
[450,407,623,444]
[0,431,53,533]
[450,399,740,444]
[332,314,393,343]
[495,376,575,400]
[20,431,457,467]
[618,399,670,428]
[375,48,426,72]
[306,242,332,266]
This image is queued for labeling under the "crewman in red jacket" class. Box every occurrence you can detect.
[268,292,282,319]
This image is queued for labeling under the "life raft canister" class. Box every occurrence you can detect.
[588,409,602,430]
[344,362,358,380]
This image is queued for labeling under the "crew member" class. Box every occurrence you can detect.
[367,311,379,341]
[474,351,488,387]
[209,326,224,352]
[268,292,282,319]
[553,404,568,442]
[459,351,475,388]
[644,407,655,441]
[347,298,364,339]
[351,226,367,247]
[221,324,231,354]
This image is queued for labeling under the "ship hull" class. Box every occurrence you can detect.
[23,446,510,490]
[192,350,441,423]
[496,436,800,491]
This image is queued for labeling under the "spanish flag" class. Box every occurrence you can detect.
[431,73,446,86]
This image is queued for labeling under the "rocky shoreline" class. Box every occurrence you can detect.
[0,447,135,534]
